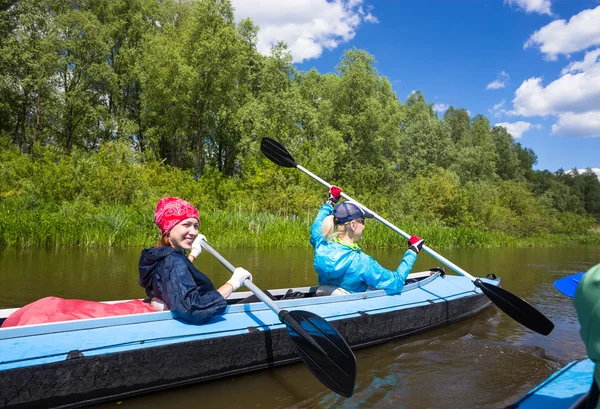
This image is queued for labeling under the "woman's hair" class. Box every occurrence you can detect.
[322,215,349,242]
[155,235,172,248]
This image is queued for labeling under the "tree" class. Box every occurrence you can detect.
[49,1,113,153]
[443,106,470,144]
[87,0,159,152]
[142,0,253,174]
[451,114,496,182]
[490,125,521,180]
[326,49,404,188]
[0,0,57,152]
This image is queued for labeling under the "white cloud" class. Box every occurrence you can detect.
[489,99,507,118]
[571,168,600,179]
[510,57,600,117]
[433,103,449,113]
[552,111,600,138]
[509,49,600,138]
[486,71,509,90]
[561,48,600,74]
[230,0,378,63]
[524,6,600,60]
[494,121,536,138]
[504,0,552,15]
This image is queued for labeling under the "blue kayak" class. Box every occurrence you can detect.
[507,358,595,409]
[0,269,498,409]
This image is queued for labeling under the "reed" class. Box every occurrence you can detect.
[1,198,599,248]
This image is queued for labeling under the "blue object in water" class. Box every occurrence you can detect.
[553,272,585,298]
[507,358,594,408]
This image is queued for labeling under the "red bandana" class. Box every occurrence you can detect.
[154,197,199,236]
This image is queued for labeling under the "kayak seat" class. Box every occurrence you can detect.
[280,289,305,300]
[316,285,350,296]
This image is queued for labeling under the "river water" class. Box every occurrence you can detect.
[1,244,599,408]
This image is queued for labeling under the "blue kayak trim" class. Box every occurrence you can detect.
[508,358,594,409]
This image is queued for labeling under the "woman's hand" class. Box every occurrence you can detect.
[327,185,342,206]
[408,236,424,254]
[189,234,207,261]
[227,267,252,291]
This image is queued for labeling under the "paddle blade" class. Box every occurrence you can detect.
[554,272,585,298]
[261,138,298,168]
[474,279,554,336]
[282,310,356,397]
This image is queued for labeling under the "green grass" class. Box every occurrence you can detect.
[1,198,599,248]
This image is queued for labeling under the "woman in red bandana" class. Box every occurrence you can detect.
[138,197,252,325]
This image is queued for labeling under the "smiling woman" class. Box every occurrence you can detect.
[137,197,253,324]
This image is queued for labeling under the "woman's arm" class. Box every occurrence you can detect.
[310,203,334,248]
[161,255,227,325]
[217,283,234,299]
[357,250,417,294]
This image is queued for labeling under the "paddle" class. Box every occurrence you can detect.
[199,239,357,397]
[554,272,585,298]
[261,137,555,336]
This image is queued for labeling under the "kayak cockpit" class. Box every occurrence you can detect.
[224,268,446,305]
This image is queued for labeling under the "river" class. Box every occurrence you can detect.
[1,244,599,408]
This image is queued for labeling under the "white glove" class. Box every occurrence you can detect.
[190,234,207,258]
[227,267,252,291]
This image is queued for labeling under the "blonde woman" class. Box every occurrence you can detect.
[310,187,423,295]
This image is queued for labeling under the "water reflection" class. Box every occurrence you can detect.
[1,244,599,408]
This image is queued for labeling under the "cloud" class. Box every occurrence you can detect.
[489,99,507,118]
[230,0,378,63]
[504,0,552,15]
[433,103,449,113]
[561,48,600,75]
[570,168,600,179]
[524,6,600,60]
[510,51,600,117]
[508,49,600,138]
[486,71,509,90]
[552,111,600,138]
[494,121,537,138]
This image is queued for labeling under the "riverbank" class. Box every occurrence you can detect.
[1,200,598,248]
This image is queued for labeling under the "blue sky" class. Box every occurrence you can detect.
[231,0,600,176]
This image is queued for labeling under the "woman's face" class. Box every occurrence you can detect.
[349,217,365,242]
[168,217,199,250]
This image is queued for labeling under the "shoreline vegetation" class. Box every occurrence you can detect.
[0,141,598,249]
[2,1,600,249]
[2,204,599,249]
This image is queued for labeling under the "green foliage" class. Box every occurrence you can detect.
[0,0,598,248]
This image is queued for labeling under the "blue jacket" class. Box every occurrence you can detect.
[310,203,417,294]
[138,246,227,324]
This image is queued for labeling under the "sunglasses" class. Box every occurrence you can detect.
[354,218,365,225]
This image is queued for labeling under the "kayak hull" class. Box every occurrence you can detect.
[0,271,497,408]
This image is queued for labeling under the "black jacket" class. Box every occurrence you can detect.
[138,246,227,325]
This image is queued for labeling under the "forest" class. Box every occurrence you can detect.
[1,0,599,247]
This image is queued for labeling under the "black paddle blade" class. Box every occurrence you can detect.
[260,138,298,168]
[474,279,554,336]
[282,310,356,397]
